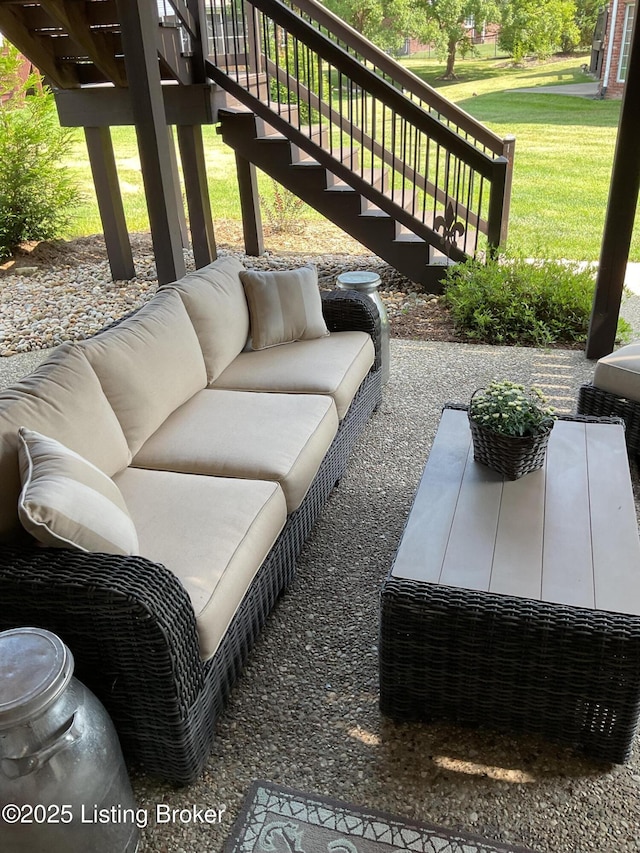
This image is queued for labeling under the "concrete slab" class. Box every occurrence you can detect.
[625,262,640,294]
[507,82,600,98]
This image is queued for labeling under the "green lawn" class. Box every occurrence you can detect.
[402,52,638,262]
[63,124,250,236]
[60,52,639,263]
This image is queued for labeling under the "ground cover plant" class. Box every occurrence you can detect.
[442,253,632,346]
[59,52,638,264]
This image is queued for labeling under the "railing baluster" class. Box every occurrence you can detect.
[464,164,473,254]
[433,143,441,233]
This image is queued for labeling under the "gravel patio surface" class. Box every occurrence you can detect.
[125,338,640,853]
[2,235,640,852]
[4,338,640,853]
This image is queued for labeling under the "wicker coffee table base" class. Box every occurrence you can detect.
[380,577,640,763]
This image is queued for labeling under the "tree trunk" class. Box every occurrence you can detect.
[443,38,458,79]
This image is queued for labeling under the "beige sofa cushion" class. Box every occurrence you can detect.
[114,467,287,660]
[213,331,375,420]
[594,342,640,402]
[240,264,329,350]
[132,389,338,512]
[162,256,250,383]
[0,343,131,541]
[18,428,138,556]
[80,289,207,455]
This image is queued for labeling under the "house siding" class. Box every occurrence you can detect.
[599,0,635,98]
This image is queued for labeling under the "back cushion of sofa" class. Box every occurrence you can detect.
[0,342,131,541]
[80,289,207,455]
[162,256,249,383]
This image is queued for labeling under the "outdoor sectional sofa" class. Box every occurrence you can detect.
[0,256,382,784]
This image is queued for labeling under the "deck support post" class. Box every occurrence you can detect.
[235,153,264,256]
[167,127,190,250]
[177,124,217,268]
[115,0,186,285]
[84,126,135,281]
[586,8,640,359]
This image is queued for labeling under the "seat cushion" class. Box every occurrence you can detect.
[594,342,640,402]
[162,255,250,383]
[212,331,375,420]
[80,289,207,454]
[0,343,131,541]
[240,264,329,350]
[18,428,138,556]
[131,389,339,512]
[113,467,287,659]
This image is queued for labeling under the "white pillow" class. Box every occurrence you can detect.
[240,263,329,350]
[17,428,139,556]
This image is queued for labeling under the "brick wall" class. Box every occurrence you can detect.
[599,1,634,98]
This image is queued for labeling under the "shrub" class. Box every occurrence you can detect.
[441,254,631,347]
[0,48,78,259]
[260,180,306,233]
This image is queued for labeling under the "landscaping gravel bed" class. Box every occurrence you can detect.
[0,231,448,357]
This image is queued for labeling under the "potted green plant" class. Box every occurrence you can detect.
[468,380,556,480]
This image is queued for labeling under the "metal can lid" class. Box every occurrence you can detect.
[0,628,74,728]
[336,271,381,288]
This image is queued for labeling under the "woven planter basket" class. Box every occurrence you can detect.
[469,417,553,480]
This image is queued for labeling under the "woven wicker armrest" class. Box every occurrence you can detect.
[0,544,204,760]
[322,289,382,371]
[578,383,640,455]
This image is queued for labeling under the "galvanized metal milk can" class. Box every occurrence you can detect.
[0,627,140,853]
[336,270,390,385]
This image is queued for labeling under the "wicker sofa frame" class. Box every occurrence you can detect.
[578,383,640,456]
[0,288,382,785]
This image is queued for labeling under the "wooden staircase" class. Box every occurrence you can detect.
[0,0,514,290]
[204,0,514,289]
[0,0,198,88]
[219,109,445,287]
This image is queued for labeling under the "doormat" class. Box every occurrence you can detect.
[224,781,537,853]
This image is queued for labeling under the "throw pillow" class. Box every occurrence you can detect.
[240,263,329,350]
[17,427,139,556]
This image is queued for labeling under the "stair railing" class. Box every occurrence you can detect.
[157,0,205,81]
[285,0,514,156]
[204,0,511,260]
[283,0,515,244]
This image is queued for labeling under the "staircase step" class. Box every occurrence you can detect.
[290,149,359,173]
[255,108,302,137]
[362,189,419,217]
[325,167,385,191]
[394,230,426,243]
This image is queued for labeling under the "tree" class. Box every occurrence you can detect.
[406,0,500,78]
[573,0,601,49]
[498,0,579,62]
[0,46,77,259]
[323,0,413,55]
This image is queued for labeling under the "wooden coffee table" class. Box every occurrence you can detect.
[380,406,640,762]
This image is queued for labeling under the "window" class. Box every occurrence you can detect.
[618,3,635,82]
